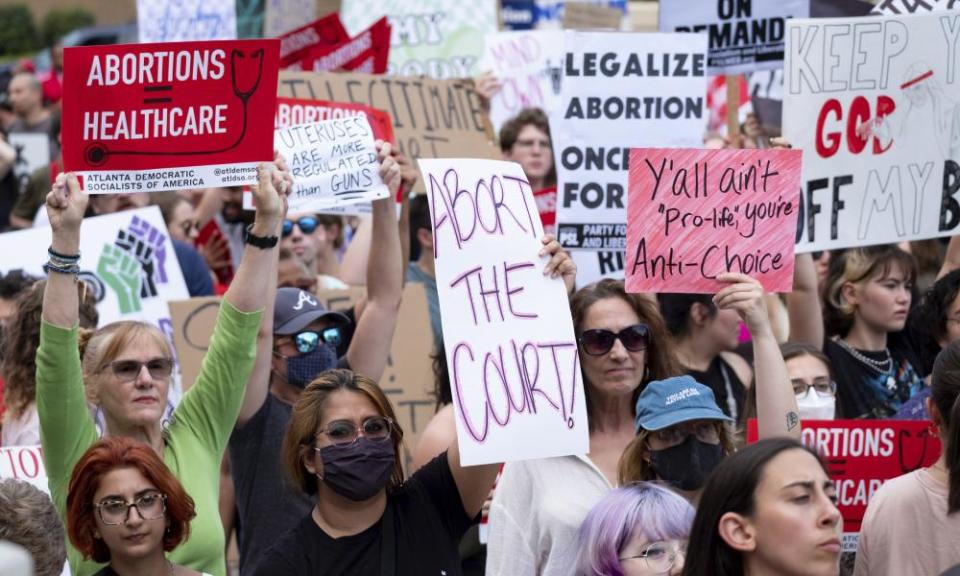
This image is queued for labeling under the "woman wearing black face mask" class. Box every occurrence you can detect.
[619,274,801,495]
[252,369,501,576]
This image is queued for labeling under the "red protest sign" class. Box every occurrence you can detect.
[626,148,801,293]
[534,186,557,236]
[275,97,395,144]
[747,419,941,539]
[61,39,280,194]
[297,17,390,74]
[279,13,349,69]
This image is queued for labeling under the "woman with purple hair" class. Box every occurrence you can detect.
[576,482,694,576]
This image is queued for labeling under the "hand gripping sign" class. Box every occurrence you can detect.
[62,39,280,194]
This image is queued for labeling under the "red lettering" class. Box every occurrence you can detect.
[816,99,842,158]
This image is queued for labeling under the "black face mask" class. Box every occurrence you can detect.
[648,435,723,491]
[318,437,396,501]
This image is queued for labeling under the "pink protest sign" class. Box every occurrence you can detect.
[626,148,802,293]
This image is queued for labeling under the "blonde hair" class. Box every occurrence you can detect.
[282,369,405,496]
[79,321,172,404]
[618,422,737,485]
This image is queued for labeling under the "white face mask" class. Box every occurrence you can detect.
[797,390,836,421]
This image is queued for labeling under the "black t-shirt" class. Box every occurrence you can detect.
[686,355,746,422]
[253,452,472,576]
[823,335,928,419]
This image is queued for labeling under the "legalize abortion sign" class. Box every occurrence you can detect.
[61,39,279,193]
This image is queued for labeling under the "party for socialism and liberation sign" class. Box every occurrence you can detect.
[422,158,589,466]
[747,419,942,551]
[626,147,801,293]
[783,11,960,252]
[62,39,280,194]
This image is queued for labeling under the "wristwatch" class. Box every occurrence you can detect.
[244,225,279,249]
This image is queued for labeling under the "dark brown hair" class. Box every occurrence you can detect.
[931,340,960,514]
[498,107,556,187]
[66,437,196,563]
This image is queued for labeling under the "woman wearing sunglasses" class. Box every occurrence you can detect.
[279,212,347,291]
[67,437,207,576]
[252,369,501,575]
[36,158,291,576]
[575,482,694,576]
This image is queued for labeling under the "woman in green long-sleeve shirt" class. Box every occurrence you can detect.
[36,159,291,576]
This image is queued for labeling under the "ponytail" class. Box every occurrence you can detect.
[948,394,960,514]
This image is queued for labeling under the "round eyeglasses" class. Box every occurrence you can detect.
[96,491,167,525]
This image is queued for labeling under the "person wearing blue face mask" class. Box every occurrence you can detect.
[228,142,407,576]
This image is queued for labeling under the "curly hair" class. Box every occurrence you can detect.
[0,478,67,576]
[1,279,98,419]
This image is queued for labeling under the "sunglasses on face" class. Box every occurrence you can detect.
[108,358,174,381]
[578,324,650,356]
[315,416,394,446]
[292,327,342,354]
[282,216,319,237]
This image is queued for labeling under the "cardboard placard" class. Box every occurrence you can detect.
[297,17,390,74]
[276,115,389,210]
[747,419,942,551]
[137,0,237,43]
[554,31,709,251]
[481,30,565,134]
[422,157,588,466]
[278,13,350,68]
[275,97,395,143]
[626,147,802,293]
[0,206,188,331]
[61,39,280,193]
[784,12,960,252]
[168,284,435,471]
[340,0,498,78]
[659,0,811,75]
[264,0,317,38]
[562,2,623,30]
[873,0,959,14]
[0,445,49,494]
[278,71,500,193]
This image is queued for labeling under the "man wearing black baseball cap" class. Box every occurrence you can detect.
[229,145,405,575]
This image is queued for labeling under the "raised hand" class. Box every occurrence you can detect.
[713,273,770,337]
[539,234,577,296]
[128,215,168,283]
[391,147,419,193]
[45,173,88,251]
[376,141,402,196]
[97,243,143,314]
[473,71,503,109]
[115,230,158,298]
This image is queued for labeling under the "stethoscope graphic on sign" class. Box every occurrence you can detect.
[84,48,265,166]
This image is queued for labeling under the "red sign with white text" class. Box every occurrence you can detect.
[534,186,557,236]
[747,419,941,550]
[278,13,349,69]
[297,17,390,75]
[62,39,280,193]
[275,97,395,144]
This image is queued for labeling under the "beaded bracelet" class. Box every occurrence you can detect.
[44,261,80,276]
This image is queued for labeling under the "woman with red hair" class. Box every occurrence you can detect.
[66,437,208,576]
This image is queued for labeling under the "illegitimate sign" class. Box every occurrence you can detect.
[62,39,280,193]
[421,157,589,466]
[626,147,802,293]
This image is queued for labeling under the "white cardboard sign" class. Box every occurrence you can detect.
[421,158,588,466]
[137,0,238,42]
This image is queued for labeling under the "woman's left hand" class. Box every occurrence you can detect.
[539,235,577,296]
[376,141,403,196]
[713,273,770,336]
[250,152,292,232]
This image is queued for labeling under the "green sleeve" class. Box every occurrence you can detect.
[172,299,262,457]
[36,321,97,510]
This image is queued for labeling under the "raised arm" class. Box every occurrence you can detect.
[42,173,87,328]
[786,252,824,347]
[345,142,403,381]
[447,432,502,518]
[938,235,960,280]
[714,273,800,440]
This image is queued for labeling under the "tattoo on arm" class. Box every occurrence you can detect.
[786,411,800,431]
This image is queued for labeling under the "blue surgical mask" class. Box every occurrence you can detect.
[285,344,338,388]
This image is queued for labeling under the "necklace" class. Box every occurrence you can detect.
[835,338,897,392]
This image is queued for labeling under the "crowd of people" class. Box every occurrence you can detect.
[0,11,959,576]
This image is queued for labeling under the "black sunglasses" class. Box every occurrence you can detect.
[293,327,342,354]
[282,216,319,237]
[578,324,650,356]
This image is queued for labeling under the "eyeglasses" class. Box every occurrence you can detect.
[652,422,720,447]
[792,378,837,398]
[619,540,687,574]
[514,137,551,149]
[179,220,199,237]
[315,416,394,446]
[108,358,174,382]
[290,327,342,354]
[282,216,319,237]
[96,491,167,525]
[578,324,650,356]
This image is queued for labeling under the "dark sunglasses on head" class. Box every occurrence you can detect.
[293,327,342,354]
[109,358,174,381]
[282,216,319,237]
[578,324,650,356]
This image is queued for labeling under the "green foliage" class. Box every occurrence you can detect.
[0,5,39,56]
[41,7,95,47]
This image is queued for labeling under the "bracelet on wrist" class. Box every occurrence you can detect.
[48,247,80,262]
[44,261,80,276]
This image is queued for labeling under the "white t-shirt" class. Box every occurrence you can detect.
[486,455,612,576]
[1,403,40,447]
[855,467,960,576]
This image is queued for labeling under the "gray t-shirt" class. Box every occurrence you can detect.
[406,261,442,348]
[229,394,312,575]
